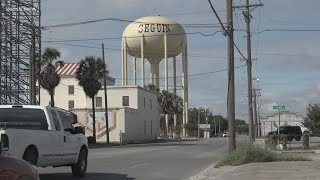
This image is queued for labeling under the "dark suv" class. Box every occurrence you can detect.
[268,126,302,141]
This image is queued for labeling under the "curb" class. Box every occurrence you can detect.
[280,150,316,154]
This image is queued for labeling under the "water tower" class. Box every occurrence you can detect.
[121,16,189,136]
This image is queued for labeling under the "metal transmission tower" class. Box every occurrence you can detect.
[0,0,41,105]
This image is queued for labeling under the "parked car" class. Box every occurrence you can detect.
[222,133,228,137]
[0,142,39,180]
[267,126,302,141]
[0,105,88,177]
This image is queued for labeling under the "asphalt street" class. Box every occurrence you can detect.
[39,137,236,180]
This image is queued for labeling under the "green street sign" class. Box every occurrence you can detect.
[273,105,285,110]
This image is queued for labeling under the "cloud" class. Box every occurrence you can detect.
[40,0,320,121]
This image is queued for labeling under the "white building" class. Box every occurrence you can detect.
[40,63,159,143]
[260,111,306,136]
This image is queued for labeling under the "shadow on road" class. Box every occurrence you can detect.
[90,143,198,149]
[40,173,135,180]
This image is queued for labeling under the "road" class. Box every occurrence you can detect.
[39,137,236,180]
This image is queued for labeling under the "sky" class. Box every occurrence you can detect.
[41,0,320,120]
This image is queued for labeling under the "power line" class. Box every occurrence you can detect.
[45,41,320,59]
[44,41,250,61]
[42,31,222,43]
[207,0,248,61]
[57,64,247,82]
[43,17,225,29]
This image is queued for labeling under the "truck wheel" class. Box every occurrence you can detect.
[72,147,88,177]
[296,136,301,141]
[23,147,38,165]
[287,136,293,141]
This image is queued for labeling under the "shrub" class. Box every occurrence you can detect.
[266,134,288,150]
[266,134,277,150]
[216,143,309,167]
[281,135,288,150]
[216,143,276,167]
[303,134,310,150]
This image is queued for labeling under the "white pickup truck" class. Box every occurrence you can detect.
[0,105,88,177]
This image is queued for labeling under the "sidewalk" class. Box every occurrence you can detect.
[190,159,320,180]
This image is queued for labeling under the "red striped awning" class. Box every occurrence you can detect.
[56,63,79,76]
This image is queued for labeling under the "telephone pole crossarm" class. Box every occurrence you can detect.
[233,3,264,9]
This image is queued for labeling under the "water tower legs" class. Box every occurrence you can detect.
[150,63,160,86]
[121,38,128,86]
[133,57,137,86]
[124,41,128,86]
[164,34,169,137]
[141,35,145,87]
[121,39,125,86]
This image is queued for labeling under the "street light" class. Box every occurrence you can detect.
[253,77,260,82]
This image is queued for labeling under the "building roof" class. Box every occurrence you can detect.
[56,63,79,76]
[55,62,116,83]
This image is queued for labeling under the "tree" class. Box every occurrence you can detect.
[147,84,160,93]
[76,56,106,143]
[303,104,320,133]
[147,86,184,137]
[38,48,63,107]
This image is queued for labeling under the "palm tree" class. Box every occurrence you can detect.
[147,84,160,93]
[38,48,63,107]
[76,56,106,143]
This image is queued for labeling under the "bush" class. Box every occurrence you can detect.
[266,134,277,150]
[266,134,288,150]
[281,135,288,150]
[303,134,310,150]
[216,143,276,167]
[216,143,309,167]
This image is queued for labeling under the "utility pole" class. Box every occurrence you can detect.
[198,108,200,138]
[218,114,221,135]
[214,115,217,137]
[257,101,261,137]
[206,109,209,138]
[226,0,236,152]
[234,0,263,142]
[245,0,254,143]
[102,44,110,144]
[253,88,261,138]
[253,89,258,138]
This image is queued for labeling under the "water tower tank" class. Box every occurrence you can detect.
[122,16,187,63]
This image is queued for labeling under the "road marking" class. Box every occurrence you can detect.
[129,163,149,169]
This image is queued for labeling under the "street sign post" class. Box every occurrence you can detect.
[273,105,285,150]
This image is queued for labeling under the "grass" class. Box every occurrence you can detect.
[215,143,309,167]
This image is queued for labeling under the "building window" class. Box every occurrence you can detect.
[96,97,102,107]
[68,85,74,95]
[150,99,152,110]
[122,96,129,106]
[68,100,74,109]
[144,97,146,109]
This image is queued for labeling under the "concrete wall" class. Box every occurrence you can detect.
[122,107,158,143]
[40,76,115,109]
[40,77,87,108]
[72,107,158,143]
[44,81,160,143]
